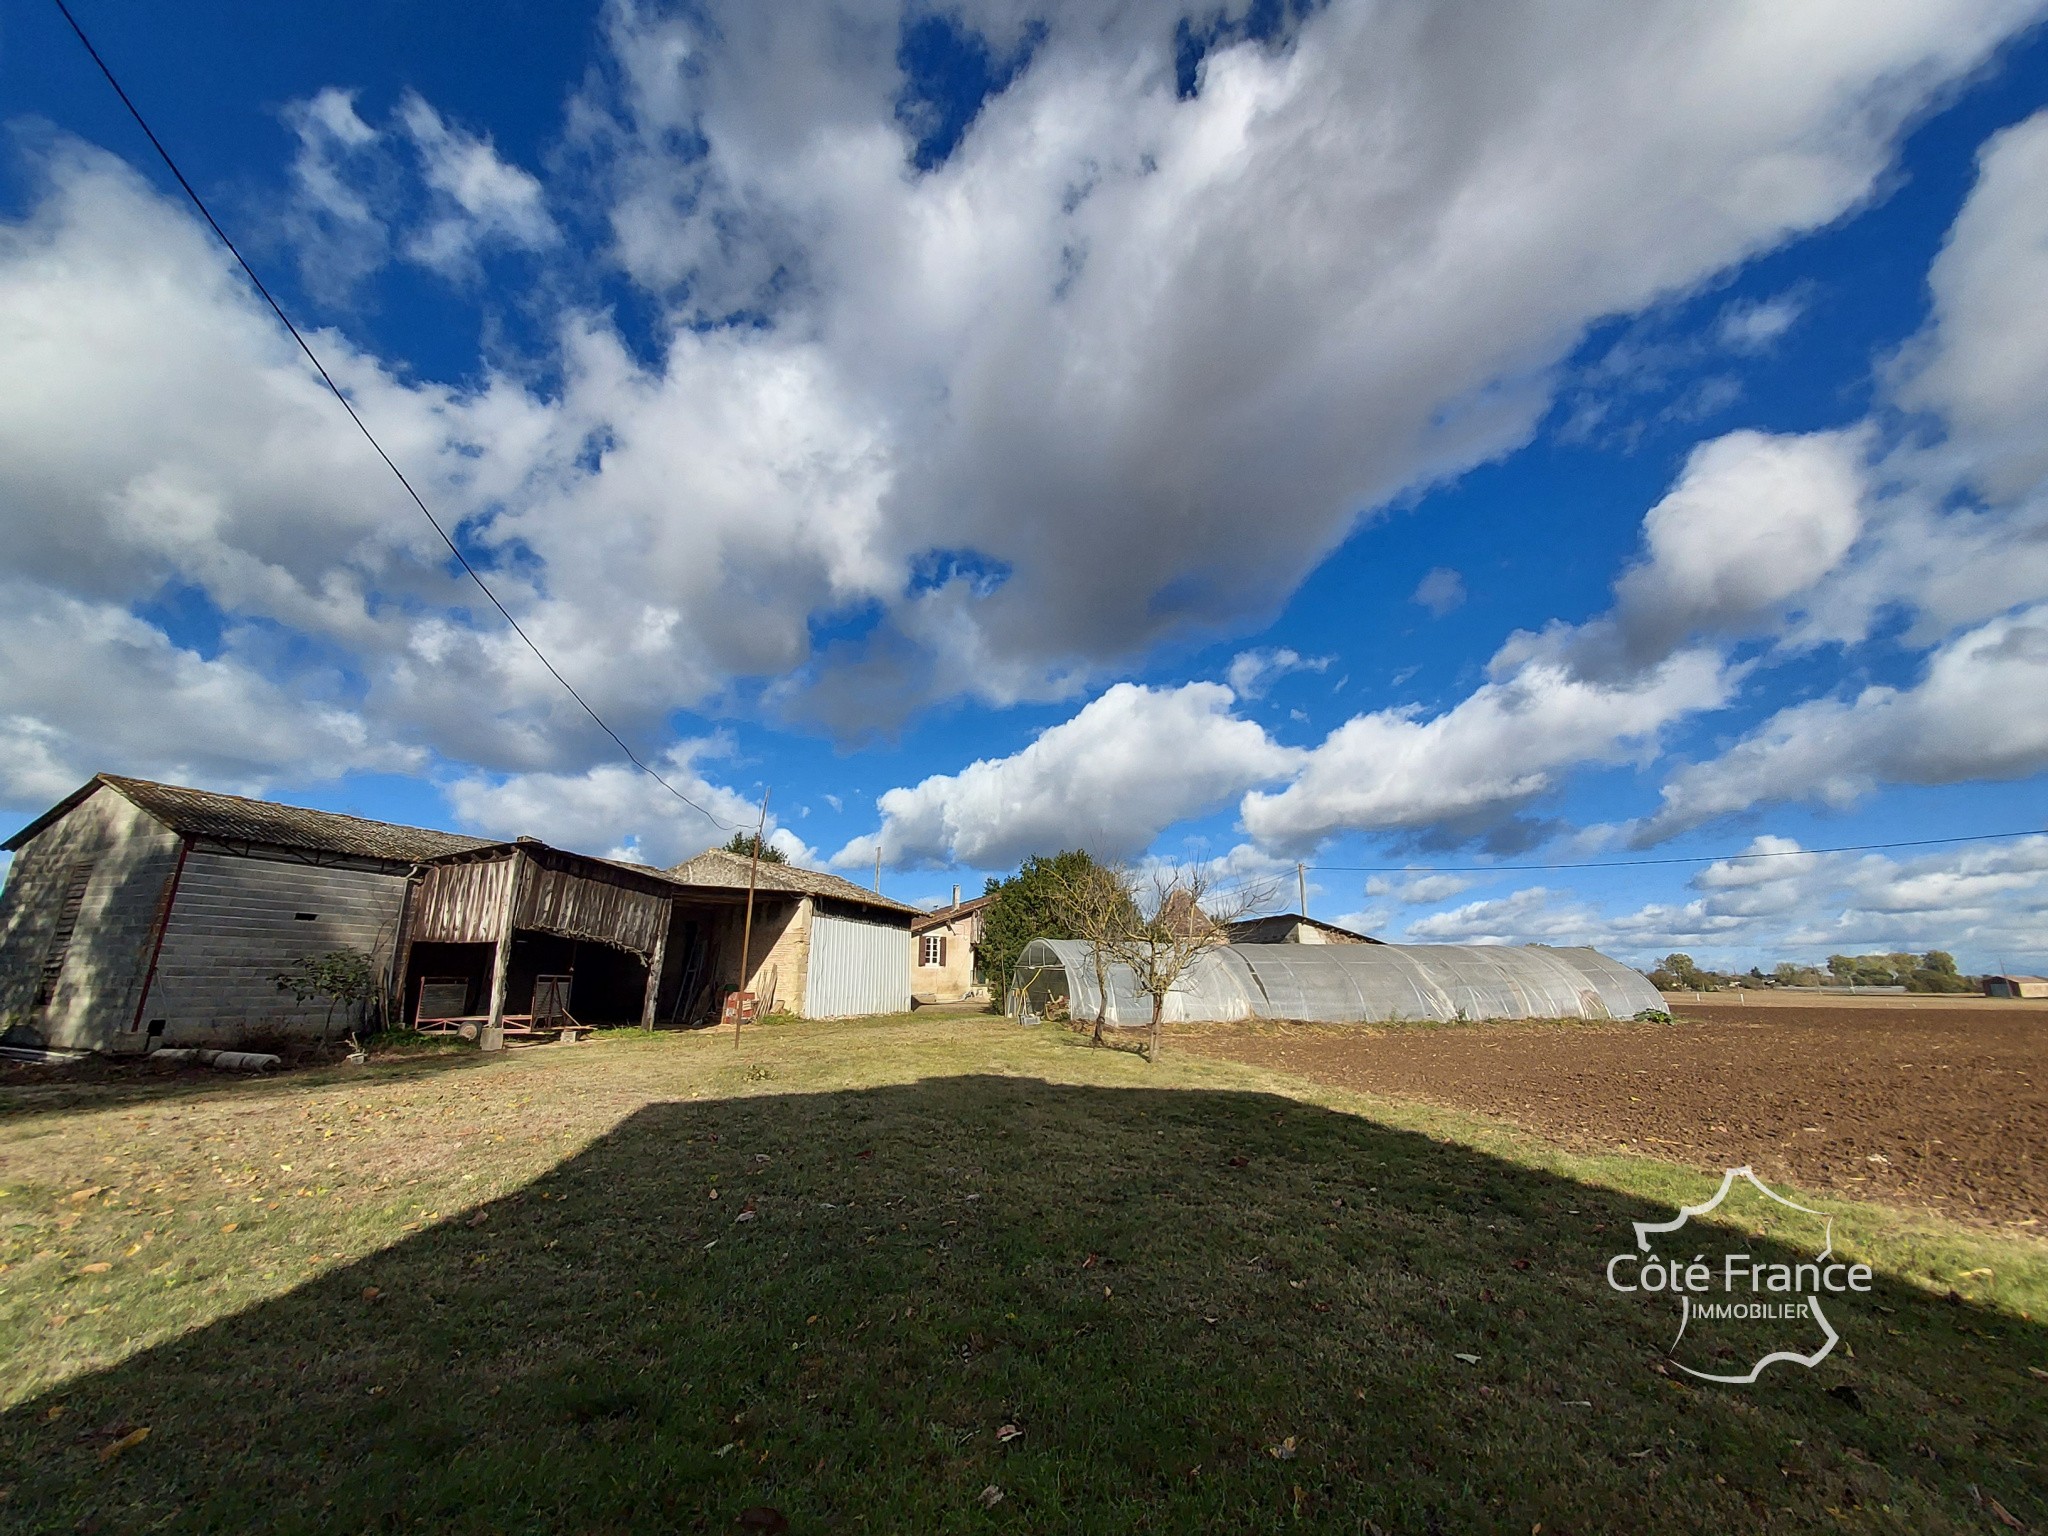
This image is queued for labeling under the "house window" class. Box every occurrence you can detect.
[920,933,946,968]
[35,860,95,1007]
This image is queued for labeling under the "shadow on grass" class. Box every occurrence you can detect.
[1,1076,2040,1534]
[0,1048,498,1128]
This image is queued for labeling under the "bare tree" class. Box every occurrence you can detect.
[1100,865,1273,1063]
[1045,857,1139,1046]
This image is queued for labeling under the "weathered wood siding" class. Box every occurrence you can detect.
[514,862,668,958]
[0,786,184,1054]
[145,850,410,1046]
[408,858,514,944]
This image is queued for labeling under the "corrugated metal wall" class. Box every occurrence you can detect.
[146,851,409,1045]
[804,909,910,1018]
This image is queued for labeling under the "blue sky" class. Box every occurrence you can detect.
[3,1,2047,971]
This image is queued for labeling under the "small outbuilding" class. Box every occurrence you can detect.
[1983,974,2048,999]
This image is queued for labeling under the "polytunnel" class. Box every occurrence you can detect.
[1008,939,1661,1025]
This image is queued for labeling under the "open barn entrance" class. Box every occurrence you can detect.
[402,934,648,1029]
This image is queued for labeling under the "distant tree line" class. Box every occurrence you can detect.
[1648,950,1976,993]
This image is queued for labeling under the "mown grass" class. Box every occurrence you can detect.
[0,1015,2043,1533]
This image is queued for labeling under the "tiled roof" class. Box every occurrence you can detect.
[911,891,995,934]
[666,847,920,916]
[4,775,493,862]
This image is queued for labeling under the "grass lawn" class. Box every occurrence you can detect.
[1,1015,2043,1533]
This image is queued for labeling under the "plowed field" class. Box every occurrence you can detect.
[1183,998,2046,1227]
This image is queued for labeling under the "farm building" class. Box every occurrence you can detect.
[1009,939,1662,1024]
[911,887,994,1004]
[1983,974,2048,999]
[0,775,485,1055]
[0,776,917,1054]
[1225,913,1382,945]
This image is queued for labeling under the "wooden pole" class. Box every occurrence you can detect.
[640,917,668,1032]
[735,787,769,1048]
[1297,862,1307,918]
[484,849,521,1049]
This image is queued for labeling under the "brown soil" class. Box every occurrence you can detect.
[1180,999,2047,1228]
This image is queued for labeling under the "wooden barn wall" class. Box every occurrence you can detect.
[513,863,669,958]
[0,787,184,1054]
[145,851,410,1048]
[408,859,514,945]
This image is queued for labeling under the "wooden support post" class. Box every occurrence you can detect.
[641,919,668,1031]
[484,849,521,1046]
[736,788,769,1048]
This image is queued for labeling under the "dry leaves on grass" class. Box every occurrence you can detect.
[97,1427,149,1464]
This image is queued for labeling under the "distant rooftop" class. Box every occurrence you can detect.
[667,847,921,916]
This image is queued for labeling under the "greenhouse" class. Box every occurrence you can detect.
[1008,939,1661,1025]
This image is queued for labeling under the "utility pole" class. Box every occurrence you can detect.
[1297,862,1307,918]
[874,845,882,893]
[735,787,769,1048]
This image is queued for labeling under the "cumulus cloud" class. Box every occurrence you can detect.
[444,744,813,868]
[834,682,1302,869]
[1892,108,2048,501]
[570,0,2038,719]
[1637,604,2048,840]
[0,581,417,807]
[5,1,2047,841]
[1365,871,1474,904]
[1225,646,1331,698]
[1241,649,1734,852]
[1608,427,1869,662]
[1407,835,2048,972]
[1412,567,1466,617]
[395,92,558,275]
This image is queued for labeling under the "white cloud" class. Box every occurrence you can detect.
[1405,835,2048,973]
[0,581,417,808]
[572,0,2041,717]
[1364,871,1475,905]
[1225,646,1331,699]
[445,743,815,868]
[1892,109,2048,502]
[836,682,1302,869]
[1638,603,2048,840]
[1241,648,1734,851]
[1716,291,1806,352]
[1412,567,1466,617]
[280,88,388,301]
[395,92,558,275]
[1608,429,1868,661]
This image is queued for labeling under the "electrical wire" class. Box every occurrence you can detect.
[1306,828,2043,877]
[53,0,740,833]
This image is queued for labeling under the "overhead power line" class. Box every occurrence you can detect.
[1308,829,2043,877]
[54,0,740,833]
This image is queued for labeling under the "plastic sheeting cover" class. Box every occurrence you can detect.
[1009,939,1660,1024]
